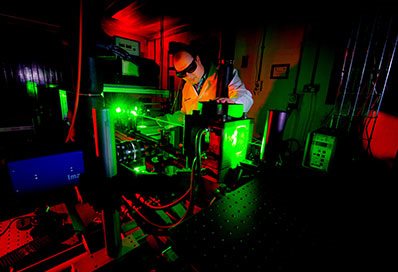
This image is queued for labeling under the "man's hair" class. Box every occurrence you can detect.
[169,39,219,72]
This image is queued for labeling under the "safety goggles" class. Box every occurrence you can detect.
[175,59,197,78]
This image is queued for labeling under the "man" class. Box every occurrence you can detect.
[161,42,253,125]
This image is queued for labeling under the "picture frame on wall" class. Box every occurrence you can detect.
[270,64,290,79]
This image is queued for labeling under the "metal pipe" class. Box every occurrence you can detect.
[330,27,352,129]
[336,18,361,130]
[375,29,398,115]
[366,16,392,115]
[348,17,377,132]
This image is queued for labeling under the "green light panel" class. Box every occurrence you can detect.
[26,80,38,97]
[58,89,68,120]
[222,119,253,170]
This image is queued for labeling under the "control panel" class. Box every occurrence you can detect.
[302,131,337,172]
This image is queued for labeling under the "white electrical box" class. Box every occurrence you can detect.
[302,129,337,172]
[115,36,140,56]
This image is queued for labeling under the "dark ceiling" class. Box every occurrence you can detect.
[0,0,323,31]
[0,0,271,42]
[0,0,213,27]
[0,0,223,39]
[0,0,74,25]
[1,0,395,39]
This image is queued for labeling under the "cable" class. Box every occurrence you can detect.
[170,79,184,113]
[65,0,83,143]
[194,128,209,180]
[120,155,198,229]
[135,184,192,210]
[119,128,208,229]
[121,190,193,229]
[0,216,34,237]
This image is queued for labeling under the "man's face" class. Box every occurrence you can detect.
[173,51,205,85]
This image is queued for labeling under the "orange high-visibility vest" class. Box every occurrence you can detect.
[181,66,253,115]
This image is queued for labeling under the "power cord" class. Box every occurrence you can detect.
[0,215,36,237]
